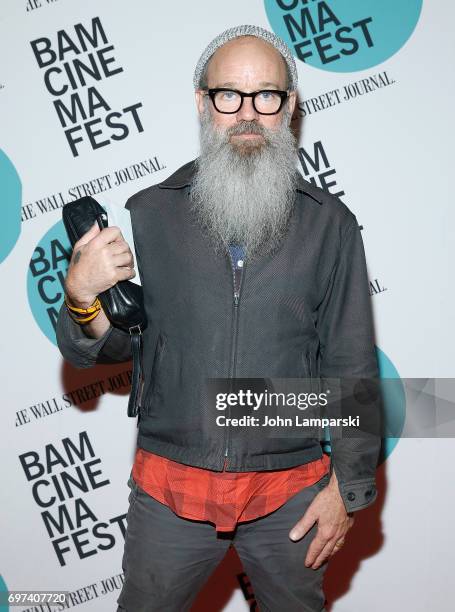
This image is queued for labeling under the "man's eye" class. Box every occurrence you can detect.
[222,91,237,100]
[258,91,274,100]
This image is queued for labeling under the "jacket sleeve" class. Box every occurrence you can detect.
[55,195,139,368]
[317,215,381,513]
[56,304,132,367]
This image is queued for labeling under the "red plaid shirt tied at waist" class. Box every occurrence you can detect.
[132,447,331,532]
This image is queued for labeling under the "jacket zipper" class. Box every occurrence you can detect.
[223,249,246,471]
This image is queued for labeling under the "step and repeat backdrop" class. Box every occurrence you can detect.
[0,1,453,611]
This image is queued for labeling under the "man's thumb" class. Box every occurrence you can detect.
[77,221,100,246]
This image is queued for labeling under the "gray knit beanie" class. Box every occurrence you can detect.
[193,24,298,91]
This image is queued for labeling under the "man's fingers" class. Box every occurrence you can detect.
[289,510,317,541]
[74,224,123,252]
[92,225,124,246]
[303,530,329,567]
[108,240,132,256]
[113,252,134,268]
[117,266,136,281]
[306,538,336,569]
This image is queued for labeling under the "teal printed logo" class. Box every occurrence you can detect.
[0,149,22,263]
[27,220,71,345]
[322,347,405,464]
[376,347,405,462]
[265,0,423,72]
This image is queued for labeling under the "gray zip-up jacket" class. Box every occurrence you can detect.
[56,159,381,513]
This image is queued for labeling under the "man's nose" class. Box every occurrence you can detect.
[236,96,259,121]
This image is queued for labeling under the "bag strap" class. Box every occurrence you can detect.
[127,324,143,425]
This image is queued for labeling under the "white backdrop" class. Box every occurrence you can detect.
[0,1,454,610]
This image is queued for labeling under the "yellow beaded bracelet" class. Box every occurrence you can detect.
[64,295,102,324]
[69,309,101,324]
[65,296,101,314]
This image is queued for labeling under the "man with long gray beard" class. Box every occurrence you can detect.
[56,25,380,612]
[190,90,298,259]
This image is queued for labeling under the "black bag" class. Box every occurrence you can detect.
[62,196,147,420]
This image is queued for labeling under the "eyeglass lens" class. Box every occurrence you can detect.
[213,90,283,114]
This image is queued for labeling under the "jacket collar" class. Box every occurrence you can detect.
[158,159,197,189]
[158,158,323,205]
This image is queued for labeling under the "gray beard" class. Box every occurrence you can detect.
[189,105,299,260]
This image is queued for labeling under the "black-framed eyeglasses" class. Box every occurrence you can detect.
[205,88,289,115]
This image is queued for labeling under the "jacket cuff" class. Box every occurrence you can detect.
[336,476,378,512]
[56,305,115,368]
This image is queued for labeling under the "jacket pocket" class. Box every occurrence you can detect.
[305,351,313,378]
[302,350,313,379]
[314,471,330,491]
[143,332,167,413]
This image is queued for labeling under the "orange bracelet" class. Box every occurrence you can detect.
[64,295,102,324]
[67,309,101,324]
[64,295,101,314]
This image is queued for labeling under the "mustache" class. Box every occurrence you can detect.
[225,121,270,140]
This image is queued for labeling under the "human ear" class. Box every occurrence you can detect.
[195,89,206,117]
[287,90,297,117]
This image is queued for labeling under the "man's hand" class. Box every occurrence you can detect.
[65,222,136,308]
[288,471,354,569]
[63,222,136,340]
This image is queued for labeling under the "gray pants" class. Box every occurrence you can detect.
[116,471,331,612]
